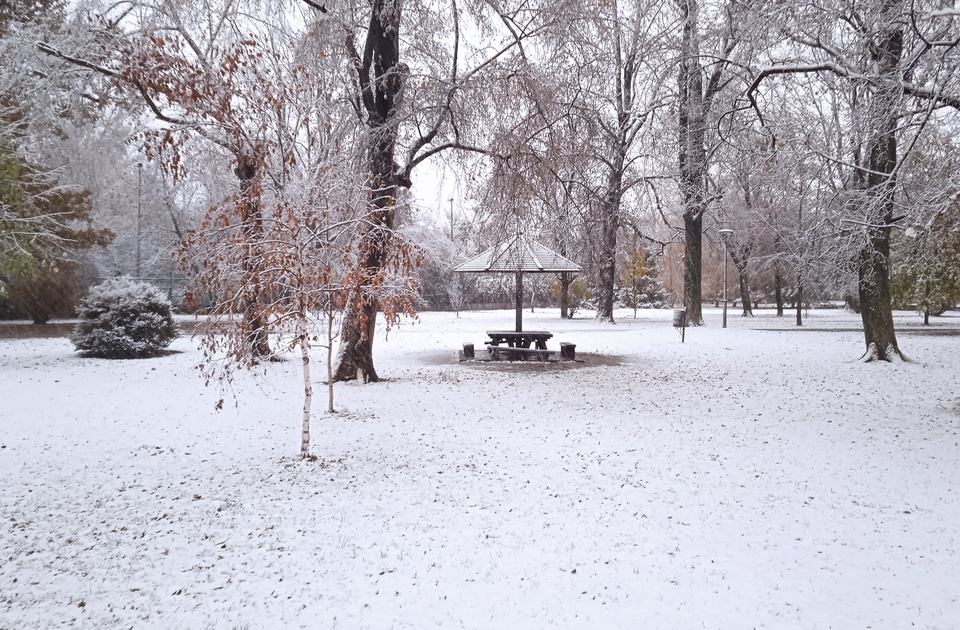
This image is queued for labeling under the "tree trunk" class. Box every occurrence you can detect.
[515,272,523,332]
[332,178,398,383]
[795,274,803,326]
[774,265,784,316]
[858,234,900,360]
[682,212,704,324]
[678,0,707,326]
[235,153,271,358]
[596,24,632,325]
[333,294,381,382]
[559,271,570,319]
[738,270,753,317]
[298,310,313,459]
[855,13,903,362]
[333,0,407,382]
[596,177,622,323]
[729,245,753,317]
[326,307,335,413]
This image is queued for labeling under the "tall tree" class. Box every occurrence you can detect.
[302,0,551,381]
[466,0,672,323]
[588,0,669,322]
[676,0,740,325]
[748,0,960,360]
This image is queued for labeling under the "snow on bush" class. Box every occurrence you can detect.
[71,277,179,359]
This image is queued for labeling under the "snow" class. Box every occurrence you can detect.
[2,306,959,629]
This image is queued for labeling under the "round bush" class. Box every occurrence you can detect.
[71,277,179,359]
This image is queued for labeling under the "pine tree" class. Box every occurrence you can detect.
[0,114,112,322]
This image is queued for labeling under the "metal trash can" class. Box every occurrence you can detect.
[672,309,686,327]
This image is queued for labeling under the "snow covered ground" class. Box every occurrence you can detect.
[1,306,958,629]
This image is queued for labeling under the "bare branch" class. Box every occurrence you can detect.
[299,0,329,13]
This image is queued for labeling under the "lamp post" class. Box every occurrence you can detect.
[448,197,454,241]
[719,228,733,328]
[136,163,143,279]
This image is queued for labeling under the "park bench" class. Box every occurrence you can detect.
[488,345,554,362]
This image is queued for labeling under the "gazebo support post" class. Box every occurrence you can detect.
[515,272,523,332]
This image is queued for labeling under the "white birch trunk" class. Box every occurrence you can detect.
[298,312,313,459]
[327,308,335,414]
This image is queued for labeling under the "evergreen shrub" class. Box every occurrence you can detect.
[71,277,179,358]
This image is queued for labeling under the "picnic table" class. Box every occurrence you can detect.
[486,330,553,349]
[484,330,554,361]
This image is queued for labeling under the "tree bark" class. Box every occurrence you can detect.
[596,170,623,323]
[730,247,753,317]
[678,0,707,326]
[333,0,407,382]
[795,273,803,326]
[737,269,753,317]
[774,264,784,316]
[682,212,704,324]
[235,153,271,358]
[298,310,313,459]
[559,271,571,319]
[326,307,335,412]
[333,288,382,382]
[596,7,636,325]
[515,272,523,332]
[855,10,903,362]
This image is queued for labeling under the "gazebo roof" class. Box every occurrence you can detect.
[453,234,581,273]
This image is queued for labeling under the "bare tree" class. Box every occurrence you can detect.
[748,0,960,360]
[576,0,672,322]
[676,0,744,326]
[301,0,553,381]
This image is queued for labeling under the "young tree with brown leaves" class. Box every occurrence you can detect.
[37,0,315,356]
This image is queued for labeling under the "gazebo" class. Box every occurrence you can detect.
[453,234,581,331]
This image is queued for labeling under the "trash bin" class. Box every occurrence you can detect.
[672,309,686,328]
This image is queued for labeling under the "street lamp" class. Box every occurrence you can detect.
[448,197,454,241]
[136,163,143,279]
[719,228,733,328]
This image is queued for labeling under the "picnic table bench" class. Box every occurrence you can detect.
[461,331,575,362]
[487,345,555,362]
[483,330,554,362]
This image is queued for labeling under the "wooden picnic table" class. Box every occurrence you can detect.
[486,330,553,350]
